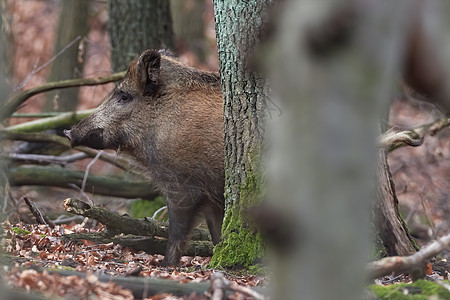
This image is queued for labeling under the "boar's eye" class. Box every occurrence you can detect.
[117,91,133,104]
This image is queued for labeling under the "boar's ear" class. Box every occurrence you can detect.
[137,50,161,96]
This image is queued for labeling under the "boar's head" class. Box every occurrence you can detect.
[64,50,164,152]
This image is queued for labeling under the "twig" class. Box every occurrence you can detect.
[11,112,63,118]
[368,233,450,279]
[22,196,55,228]
[3,152,88,166]
[81,150,103,205]
[0,131,134,171]
[209,272,265,300]
[229,281,266,300]
[432,278,450,293]
[10,36,82,94]
[0,71,125,121]
[378,117,450,152]
[151,206,167,220]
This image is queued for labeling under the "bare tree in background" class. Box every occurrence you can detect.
[44,0,90,112]
[108,0,174,72]
[171,0,207,63]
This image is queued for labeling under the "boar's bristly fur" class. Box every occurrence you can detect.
[65,49,224,266]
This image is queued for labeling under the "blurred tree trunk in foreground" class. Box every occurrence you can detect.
[264,0,450,298]
[44,0,90,112]
[210,0,272,268]
[170,0,207,63]
[108,0,174,72]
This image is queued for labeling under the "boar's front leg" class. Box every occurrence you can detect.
[161,204,197,267]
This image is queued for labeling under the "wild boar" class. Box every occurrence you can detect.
[64,49,224,266]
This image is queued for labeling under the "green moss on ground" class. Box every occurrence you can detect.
[129,197,168,221]
[370,280,450,299]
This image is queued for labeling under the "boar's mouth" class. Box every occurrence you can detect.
[64,128,106,150]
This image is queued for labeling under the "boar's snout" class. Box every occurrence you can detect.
[64,127,105,149]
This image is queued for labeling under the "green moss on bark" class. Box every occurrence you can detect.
[210,149,265,269]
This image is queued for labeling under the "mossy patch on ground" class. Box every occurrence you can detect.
[370,279,450,299]
[128,197,167,221]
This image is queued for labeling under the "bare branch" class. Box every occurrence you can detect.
[378,117,450,152]
[10,36,82,94]
[80,150,103,205]
[0,72,125,121]
[0,131,134,171]
[22,196,55,228]
[3,152,88,166]
[368,233,450,279]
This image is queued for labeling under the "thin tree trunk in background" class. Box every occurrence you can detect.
[170,0,207,63]
[375,149,418,256]
[0,0,14,82]
[44,0,89,112]
[108,0,174,72]
[210,0,271,268]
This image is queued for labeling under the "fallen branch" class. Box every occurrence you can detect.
[9,166,158,199]
[62,232,213,257]
[368,233,450,279]
[378,117,450,152]
[0,131,134,171]
[4,109,95,133]
[62,198,211,241]
[0,72,125,121]
[2,152,88,166]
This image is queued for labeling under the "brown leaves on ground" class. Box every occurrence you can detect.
[1,221,265,299]
[7,269,134,300]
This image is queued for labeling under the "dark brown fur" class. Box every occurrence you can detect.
[65,49,224,266]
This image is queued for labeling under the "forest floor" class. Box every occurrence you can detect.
[1,0,449,299]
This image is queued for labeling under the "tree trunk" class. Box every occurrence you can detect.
[210,0,271,268]
[374,149,418,256]
[266,1,422,299]
[170,0,207,63]
[108,0,174,72]
[44,0,90,112]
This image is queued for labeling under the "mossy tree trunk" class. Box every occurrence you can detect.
[210,0,272,268]
[44,0,90,112]
[108,0,175,72]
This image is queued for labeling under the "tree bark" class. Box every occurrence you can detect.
[210,0,271,268]
[374,149,418,256]
[108,0,175,72]
[44,0,90,112]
